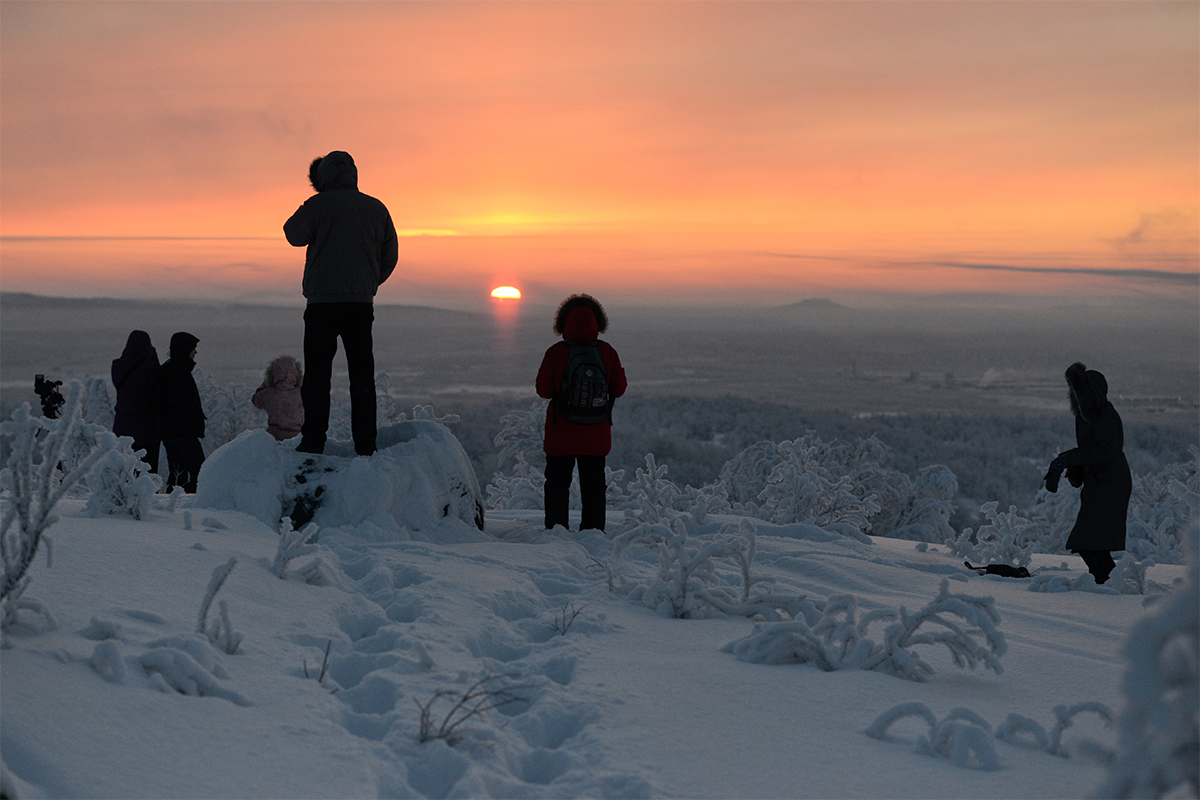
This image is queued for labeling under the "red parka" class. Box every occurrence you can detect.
[536,305,627,456]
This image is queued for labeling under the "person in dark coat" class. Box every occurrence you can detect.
[111,330,162,474]
[159,332,207,493]
[283,150,398,457]
[1043,362,1132,584]
[535,295,627,531]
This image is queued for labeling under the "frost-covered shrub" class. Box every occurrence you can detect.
[81,376,115,429]
[486,452,545,510]
[1092,513,1198,799]
[949,502,1039,568]
[756,436,881,532]
[617,517,802,621]
[493,401,547,476]
[194,368,266,454]
[716,433,946,538]
[890,465,958,543]
[1125,449,1197,565]
[83,435,161,520]
[1,385,117,600]
[723,579,1006,682]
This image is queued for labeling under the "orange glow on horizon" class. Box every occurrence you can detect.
[0,2,1195,306]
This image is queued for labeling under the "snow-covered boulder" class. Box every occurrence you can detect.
[191,421,485,537]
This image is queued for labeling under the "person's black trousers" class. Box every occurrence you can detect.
[163,437,205,493]
[1077,550,1116,584]
[300,302,377,456]
[544,454,607,531]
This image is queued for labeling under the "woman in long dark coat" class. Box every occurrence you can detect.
[1043,362,1132,584]
[111,330,161,474]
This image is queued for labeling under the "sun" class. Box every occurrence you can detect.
[490,286,521,300]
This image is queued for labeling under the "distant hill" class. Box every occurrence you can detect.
[776,298,852,312]
[0,292,479,319]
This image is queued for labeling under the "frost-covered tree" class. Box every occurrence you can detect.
[1092,510,1199,799]
[1,384,117,599]
[82,435,161,520]
[81,376,115,429]
[890,465,959,543]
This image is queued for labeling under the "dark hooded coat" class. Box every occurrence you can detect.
[536,295,627,457]
[159,332,206,441]
[111,330,161,450]
[1061,362,1131,552]
[283,151,399,304]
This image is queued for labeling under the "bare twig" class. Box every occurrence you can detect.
[414,675,527,744]
[549,602,584,636]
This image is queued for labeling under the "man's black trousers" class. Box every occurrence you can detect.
[301,302,377,456]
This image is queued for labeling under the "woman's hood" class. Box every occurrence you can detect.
[1067,361,1109,420]
[120,330,157,362]
[554,294,607,339]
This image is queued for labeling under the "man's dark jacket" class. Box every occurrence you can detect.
[283,151,398,304]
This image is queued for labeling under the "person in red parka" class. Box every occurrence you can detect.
[536,294,627,531]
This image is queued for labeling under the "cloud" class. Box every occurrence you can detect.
[932,261,1198,286]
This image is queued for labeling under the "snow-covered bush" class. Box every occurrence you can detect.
[618,517,803,621]
[949,501,1039,568]
[723,579,1006,682]
[82,437,161,520]
[867,701,1000,769]
[1125,449,1197,565]
[81,376,115,429]
[272,522,320,579]
[1,384,117,600]
[492,401,547,477]
[1092,509,1198,799]
[753,435,882,532]
[194,368,266,454]
[486,452,545,510]
[715,433,946,538]
[890,465,959,542]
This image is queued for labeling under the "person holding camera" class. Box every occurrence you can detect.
[111,330,162,474]
[159,332,206,493]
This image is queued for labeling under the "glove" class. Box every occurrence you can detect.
[1043,453,1071,493]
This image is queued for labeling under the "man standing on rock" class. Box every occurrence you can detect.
[284,150,398,456]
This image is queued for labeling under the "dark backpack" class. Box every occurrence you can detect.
[557,341,610,424]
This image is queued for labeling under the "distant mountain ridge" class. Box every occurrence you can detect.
[0,291,479,319]
[777,298,852,311]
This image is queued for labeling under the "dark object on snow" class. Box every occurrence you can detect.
[965,561,1031,579]
[34,374,64,419]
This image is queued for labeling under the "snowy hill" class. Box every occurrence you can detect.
[2,424,1195,799]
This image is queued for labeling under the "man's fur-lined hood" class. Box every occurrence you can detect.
[1066,361,1110,421]
[308,151,358,193]
[553,294,608,338]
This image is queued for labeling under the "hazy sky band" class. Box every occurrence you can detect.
[1,1,1196,308]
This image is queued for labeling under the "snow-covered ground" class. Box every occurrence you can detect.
[2,427,1194,799]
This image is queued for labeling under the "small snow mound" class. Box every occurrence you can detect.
[191,422,485,536]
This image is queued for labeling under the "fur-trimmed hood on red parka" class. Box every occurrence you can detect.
[554,294,608,339]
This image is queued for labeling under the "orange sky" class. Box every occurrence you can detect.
[1,0,1197,309]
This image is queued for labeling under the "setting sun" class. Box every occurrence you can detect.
[490,286,521,300]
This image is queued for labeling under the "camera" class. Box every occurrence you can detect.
[34,374,65,419]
